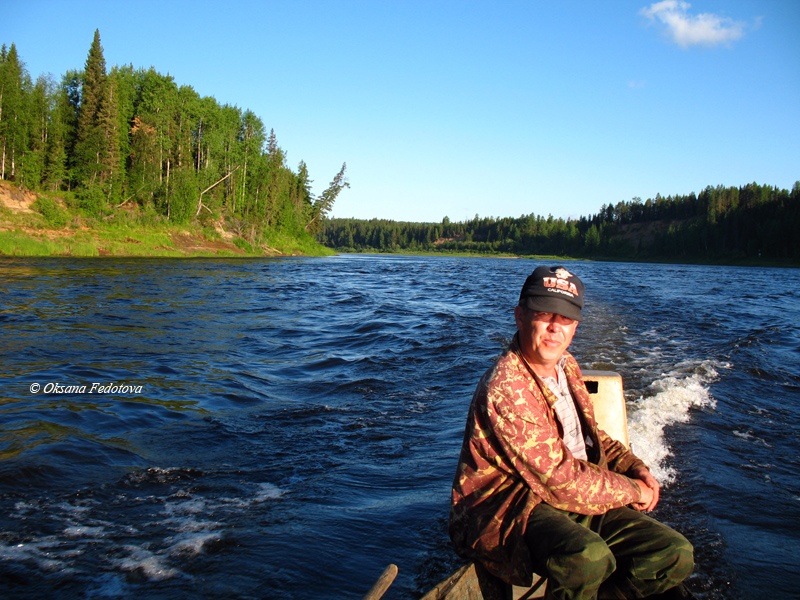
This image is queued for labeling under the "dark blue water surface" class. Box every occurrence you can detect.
[0,256,798,599]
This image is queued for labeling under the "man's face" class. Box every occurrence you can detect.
[514,305,579,375]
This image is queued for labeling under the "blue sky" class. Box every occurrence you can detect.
[3,1,798,222]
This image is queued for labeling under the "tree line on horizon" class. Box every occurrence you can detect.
[319,181,800,263]
[0,31,348,242]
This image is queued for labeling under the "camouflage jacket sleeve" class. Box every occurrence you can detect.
[449,339,646,586]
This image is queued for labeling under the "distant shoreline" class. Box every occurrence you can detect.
[328,249,798,269]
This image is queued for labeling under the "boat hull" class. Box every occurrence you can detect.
[419,561,506,600]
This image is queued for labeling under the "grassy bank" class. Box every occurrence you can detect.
[0,185,334,259]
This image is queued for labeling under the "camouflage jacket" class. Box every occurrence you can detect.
[448,336,647,586]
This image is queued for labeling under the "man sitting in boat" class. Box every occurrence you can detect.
[449,266,694,600]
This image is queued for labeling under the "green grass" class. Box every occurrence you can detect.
[0,231,69,256]
[64,240,101,256]
[261,229,337,257]
[94,229,177,256]
[0,224,336,258]
[0,203,336,258]
[0,181,339,259]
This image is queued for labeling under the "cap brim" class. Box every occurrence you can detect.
[523,295,582,321]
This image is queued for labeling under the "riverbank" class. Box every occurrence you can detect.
[0,181,333,258]
[328,247,798,268]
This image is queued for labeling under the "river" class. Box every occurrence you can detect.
[0,255,798,599]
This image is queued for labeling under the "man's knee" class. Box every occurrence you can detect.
[576,536,617,587]
[547,534,616,593]
[633,528,694,592]
[662,533,694,583]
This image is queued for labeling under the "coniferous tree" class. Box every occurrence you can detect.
[60,68,81,186]
[306,162,348,233]
[20,74,50,188]
[74,29,107,191]
[0,43,26,182]
[264,128,285,225]
[296,160,314,218]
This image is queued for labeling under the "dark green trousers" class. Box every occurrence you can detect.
[524,504,694,600]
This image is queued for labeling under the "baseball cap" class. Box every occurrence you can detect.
[518,265,585,322]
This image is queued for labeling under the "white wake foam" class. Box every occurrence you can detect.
[627,360,722,485]
[2,477,290,584]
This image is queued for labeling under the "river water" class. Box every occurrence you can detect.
[0,255,798,599]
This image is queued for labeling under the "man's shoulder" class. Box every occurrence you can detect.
[481,349,534,401]
[487,347,525,379]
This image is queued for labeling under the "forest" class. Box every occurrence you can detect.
[319,181,800,264]
[0,31,348,246]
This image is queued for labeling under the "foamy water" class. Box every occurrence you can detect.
[0,467,290,589]
[627,360,722,484]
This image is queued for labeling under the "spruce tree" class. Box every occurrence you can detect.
[74,29,108,202]
[264,128,285,225]
[296,160,314,216]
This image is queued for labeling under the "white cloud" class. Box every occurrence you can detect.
[640,1,748,48]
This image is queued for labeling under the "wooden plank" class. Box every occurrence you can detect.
[361,564,398,600]
[510,573,547,599]
[420,562,506,600]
